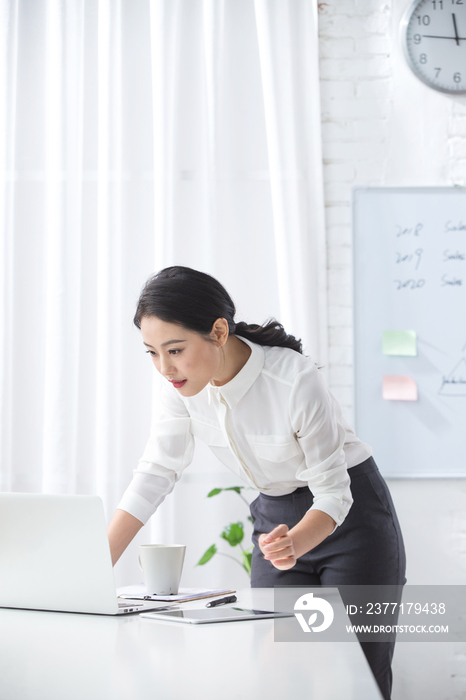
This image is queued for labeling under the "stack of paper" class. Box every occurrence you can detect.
[117,584,236,602]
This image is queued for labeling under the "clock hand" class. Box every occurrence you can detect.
[422,34,466,41]
[452,13,460,46]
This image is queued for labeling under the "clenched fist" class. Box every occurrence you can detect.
[258,523,297,570]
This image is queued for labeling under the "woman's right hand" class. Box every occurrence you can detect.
[258,524,297,570]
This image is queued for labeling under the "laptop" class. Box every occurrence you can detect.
[0,493,177,616]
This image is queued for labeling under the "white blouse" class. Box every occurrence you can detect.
[117,336,372,530]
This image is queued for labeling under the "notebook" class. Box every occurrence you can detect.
[0,493,178,616]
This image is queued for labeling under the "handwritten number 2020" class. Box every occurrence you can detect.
[394,279,426,290]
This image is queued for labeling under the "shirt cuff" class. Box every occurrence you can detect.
[116,490,159,525]
[307,494,353,533]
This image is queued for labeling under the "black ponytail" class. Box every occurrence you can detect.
[234,320,302,354]
[134,266,303,354]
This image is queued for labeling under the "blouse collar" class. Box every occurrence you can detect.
[207,335,264,409]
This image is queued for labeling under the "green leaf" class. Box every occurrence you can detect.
[207,488,222,498]
[247,515,254,524]
[197,544,217,566]
[220,522,244,547]
[223,486,243,495]
[242,551,253,575]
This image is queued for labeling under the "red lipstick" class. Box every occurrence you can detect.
[170,379,187,389]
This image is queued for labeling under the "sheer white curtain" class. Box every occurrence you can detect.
[0,0,327,587]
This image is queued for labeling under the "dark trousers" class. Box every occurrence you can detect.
[250,456,406,700]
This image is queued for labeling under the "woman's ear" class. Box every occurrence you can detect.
[210,318,229,347]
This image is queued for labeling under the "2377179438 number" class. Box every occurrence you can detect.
[346,602,446,615]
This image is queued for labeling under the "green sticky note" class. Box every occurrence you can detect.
[382,330,417,357]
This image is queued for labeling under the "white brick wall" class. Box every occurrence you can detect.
[448,97,466,184]
[319,1,394,422]
[319,0,466,425]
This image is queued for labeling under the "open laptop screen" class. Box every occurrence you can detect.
[0,493,119,614]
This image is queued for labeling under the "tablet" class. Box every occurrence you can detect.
[140,607,293,624]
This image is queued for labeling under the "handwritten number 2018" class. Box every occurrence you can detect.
[394,279,426,290]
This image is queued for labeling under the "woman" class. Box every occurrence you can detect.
[108,265,405,700]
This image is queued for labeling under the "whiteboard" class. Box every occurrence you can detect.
[352,187,466,478]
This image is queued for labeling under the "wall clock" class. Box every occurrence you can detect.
[400,0,466,94]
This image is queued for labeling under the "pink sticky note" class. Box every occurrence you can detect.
[383,375,418,401]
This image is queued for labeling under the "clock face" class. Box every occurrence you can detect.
[401,0,466,94]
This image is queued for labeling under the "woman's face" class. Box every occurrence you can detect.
[140,316,224,397]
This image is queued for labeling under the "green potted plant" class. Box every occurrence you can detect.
[197,486,255,577]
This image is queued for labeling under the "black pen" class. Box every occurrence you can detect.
[206,595,237,608]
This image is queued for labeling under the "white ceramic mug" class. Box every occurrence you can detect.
[138,544,186,595]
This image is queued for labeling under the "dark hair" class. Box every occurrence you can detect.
[133,266,303,354]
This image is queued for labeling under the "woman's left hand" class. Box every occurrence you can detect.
[258,524,297,570]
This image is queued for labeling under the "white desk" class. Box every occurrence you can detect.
[0,588,382,700]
